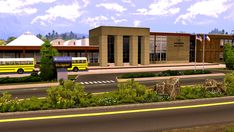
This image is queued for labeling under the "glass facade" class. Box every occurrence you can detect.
[150,35,167,63]
[123,36,130,63]
[108,35,115,63]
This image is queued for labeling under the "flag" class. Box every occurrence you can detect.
[205,35,210,41]
[196,35,202,42]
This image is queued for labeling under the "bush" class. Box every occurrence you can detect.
[0,92,19,112]
[115,79,148,103]
[158,70,182,76]
[0,75,41,84]
[120,73,156,79]
[224,72,234,96]
[224,43,234,70]
[47,80,88,109]
[18,97,47,111]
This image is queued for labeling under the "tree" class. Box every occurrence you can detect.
[6,37,16,44]
[0,40,6,46]
[40,40,59,81]
[224,43,234,69]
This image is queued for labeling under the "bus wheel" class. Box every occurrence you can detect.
[17,69,24,74]
[73,67,79,72]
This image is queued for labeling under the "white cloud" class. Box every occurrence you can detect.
[31,2,82,25]
[175,0,231,25]
[84,16,109,27]
[111,17,127,24]
[133,20,141,27]
[134,0,182,16]
[122,0,135,7]
[82,0,90,7]
[96,3,127,12]
[0,0,56,15]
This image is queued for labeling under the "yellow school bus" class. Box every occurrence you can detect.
[0,58,35,74]
[68,57,88,72]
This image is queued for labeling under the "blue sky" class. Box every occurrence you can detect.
[0,0,234,39]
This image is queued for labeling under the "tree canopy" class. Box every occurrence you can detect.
[40,40,59,81]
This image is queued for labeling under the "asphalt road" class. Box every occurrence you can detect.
[0,97,234,132]
[0,73,224,99]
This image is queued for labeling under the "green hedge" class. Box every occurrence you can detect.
[0,73,42,84]
[120,70,211,79]
[120,73,156,79]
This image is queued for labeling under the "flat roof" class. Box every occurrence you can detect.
[90,26,150,31]
[0,46,99,51]
[150,32,191,36]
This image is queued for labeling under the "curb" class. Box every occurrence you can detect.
[116,73,225,83]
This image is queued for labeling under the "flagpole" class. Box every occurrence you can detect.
[194,35,197,71]
[202,34,205,72]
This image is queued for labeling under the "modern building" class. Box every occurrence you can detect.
[89,26,150,66]
[1,26,234,67]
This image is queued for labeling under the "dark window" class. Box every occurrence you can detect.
[138,36,142,64]
[123,36,130,63]
[108,35,115,63]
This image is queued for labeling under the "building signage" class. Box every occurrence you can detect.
[174,38,184,47]
[53,56,72,68]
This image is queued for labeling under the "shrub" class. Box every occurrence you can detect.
[158,70,181,76]
[120,73,156,79]
[0,75,41,84]
[116,79,147,103]
[224,43,234,70]
[18,97,46,111]
[177,85,206,99]
[224,72,234,96]
[47,80,88,108]
[0,92,19,112]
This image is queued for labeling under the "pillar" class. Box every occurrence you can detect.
[130,36,138,66]
[141,36,150,65]
[114,35,123,66]
[99,35,108,67]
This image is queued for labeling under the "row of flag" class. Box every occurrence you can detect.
[196,34,210,42]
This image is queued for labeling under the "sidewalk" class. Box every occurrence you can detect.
[73,63,225,75]
[0,82,59,90]
[88,62,220,70]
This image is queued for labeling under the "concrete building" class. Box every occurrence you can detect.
[89,26,150,66]
[51,39,65,46]
[1,26,234,67]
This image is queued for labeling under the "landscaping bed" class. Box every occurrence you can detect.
[0,73,76,85]
[1,72,234,113]
[119,70,211,79]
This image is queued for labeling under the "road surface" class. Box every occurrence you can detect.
[0,97,234,132]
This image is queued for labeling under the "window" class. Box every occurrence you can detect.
[219,52,223,60]
[156,36,167,61]
[220,39,224,47]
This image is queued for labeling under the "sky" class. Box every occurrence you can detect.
[0,0,234,39]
